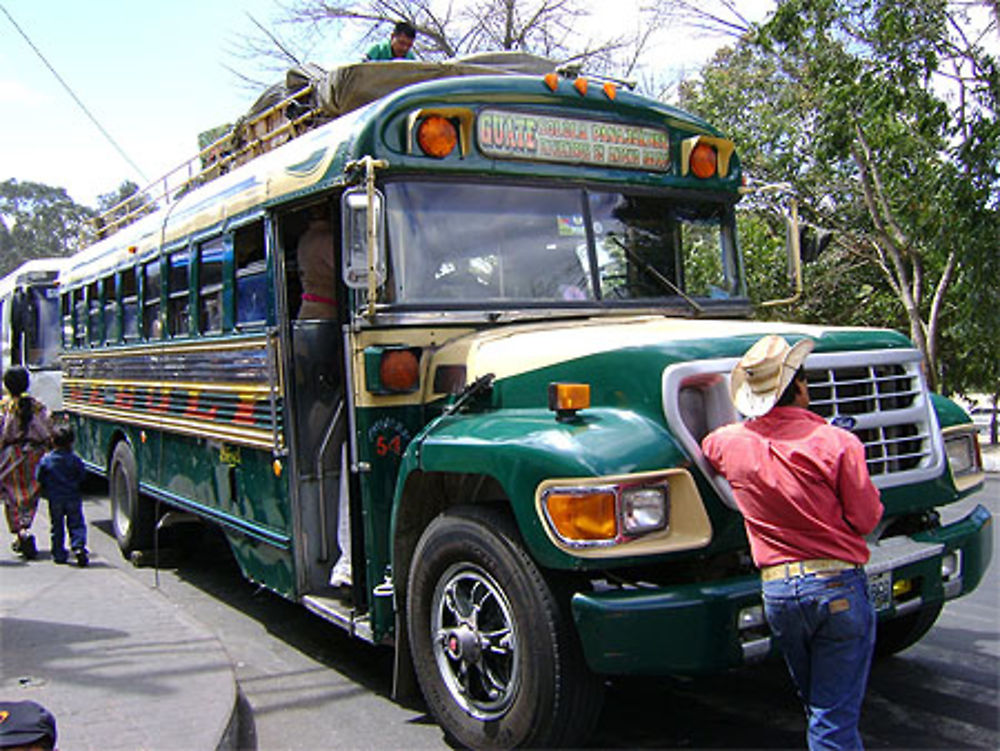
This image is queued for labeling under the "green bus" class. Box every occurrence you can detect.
[59,58,992,748]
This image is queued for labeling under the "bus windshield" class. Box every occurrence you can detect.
[385,181,743,307]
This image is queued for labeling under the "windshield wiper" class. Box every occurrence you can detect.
[606,236,704,314]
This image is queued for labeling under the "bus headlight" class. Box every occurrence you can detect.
[944,430,980,476]
[541,482,669,546]
[621,486,668,536]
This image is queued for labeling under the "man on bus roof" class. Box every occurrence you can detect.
[363,20,417,61]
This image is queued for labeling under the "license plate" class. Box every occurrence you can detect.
[869,571,892,612]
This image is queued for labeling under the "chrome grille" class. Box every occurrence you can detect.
[804,351,940,480]
[662,347,945,509]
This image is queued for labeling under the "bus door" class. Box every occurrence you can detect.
[277,202,352,601]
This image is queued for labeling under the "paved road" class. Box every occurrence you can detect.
[84,477,999,750]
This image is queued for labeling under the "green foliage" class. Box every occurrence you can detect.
[678,0,998,394]
[93,180,156,235]
[0,179,95,277]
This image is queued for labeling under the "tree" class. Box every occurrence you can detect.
[94,180,156,236]
[232,1,663,90]
[0,179,95,277]
[679,0,998,393]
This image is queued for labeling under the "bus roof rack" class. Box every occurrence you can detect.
[91,53,561,240]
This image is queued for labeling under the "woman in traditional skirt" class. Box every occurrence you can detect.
[1,367,53,559]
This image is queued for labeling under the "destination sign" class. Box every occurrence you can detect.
[477,109,671,172]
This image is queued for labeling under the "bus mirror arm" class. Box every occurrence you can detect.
[444,373,495,416]
[742,182,803,309]
[345,157,389,319]
[413,374,495,469]
[759,196,803,308]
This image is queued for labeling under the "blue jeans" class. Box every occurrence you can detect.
[48,497,87,562]
[763,568,876,751]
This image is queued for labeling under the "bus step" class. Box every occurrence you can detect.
[302,594,375,643]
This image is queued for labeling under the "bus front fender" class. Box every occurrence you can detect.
[394,407,689,570]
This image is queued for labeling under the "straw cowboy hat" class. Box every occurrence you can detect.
[730,335,815,417]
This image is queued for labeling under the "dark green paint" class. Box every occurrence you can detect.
[931,391,975,429]
[319,75,744,195]
[69,412,296,599]
[572,504,992,674]
[410,407,688,569]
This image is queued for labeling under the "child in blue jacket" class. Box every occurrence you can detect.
[36,424,88,567]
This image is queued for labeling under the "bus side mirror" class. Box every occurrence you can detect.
[800,226,833,263]
[341,187,386,290]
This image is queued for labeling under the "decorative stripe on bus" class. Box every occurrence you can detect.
[65,400,282,451]
[62,342,278,387]
[139,482,292,549]
[64,379,277,426]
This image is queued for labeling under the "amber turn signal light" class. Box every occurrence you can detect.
[548,382,590,418]
[544,490,617,541]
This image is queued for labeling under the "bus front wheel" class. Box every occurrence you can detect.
[109,441,154,556]
[406,505,603,749]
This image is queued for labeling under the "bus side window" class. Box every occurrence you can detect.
[122,267,140,341]
[235,221,268,328]
[143,260,162,340]
[104,274,120,344]
[168,248,190,338]
[74,289,87,348]
[87,281,103,346]
[199,237,224,334]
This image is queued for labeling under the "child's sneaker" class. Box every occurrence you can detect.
[74,548,89,568]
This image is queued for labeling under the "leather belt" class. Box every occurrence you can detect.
[760,558,858,582]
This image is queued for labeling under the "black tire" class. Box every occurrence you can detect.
[407,505,604,749]
[109,440,155,556]
[875,601,944,658]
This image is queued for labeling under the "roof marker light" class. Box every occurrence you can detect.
[603,82,617,100]
[544,72,559,91]
[574,77,589,96]
[690,142,717,178]
[680,135,736,178]
[417,115,458,158]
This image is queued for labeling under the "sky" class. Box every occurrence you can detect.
[0,0,774,208]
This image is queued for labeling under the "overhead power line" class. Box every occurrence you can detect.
[0,3,150,183]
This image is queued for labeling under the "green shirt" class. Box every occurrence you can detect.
[363,40,415,61]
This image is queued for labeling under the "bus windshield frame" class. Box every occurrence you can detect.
[381,179,746,314]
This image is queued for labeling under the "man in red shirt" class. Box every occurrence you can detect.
[702,335,883,751]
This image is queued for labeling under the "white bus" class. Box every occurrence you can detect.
[0,258,67,412]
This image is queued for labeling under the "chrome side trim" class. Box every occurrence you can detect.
[741,637,771,663]
[302,594,376,643]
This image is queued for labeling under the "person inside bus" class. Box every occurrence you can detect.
[0,367,54,560]
[296,209,337,319]
[362,20,417,61]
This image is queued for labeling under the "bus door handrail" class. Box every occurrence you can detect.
[316,399,345,563]
[267,326,286,456]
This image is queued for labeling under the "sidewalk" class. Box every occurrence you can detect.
[0,508,237,751]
